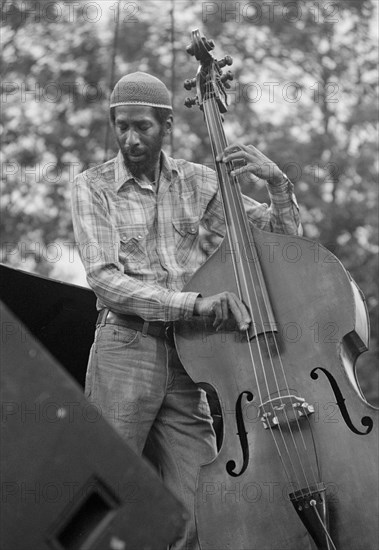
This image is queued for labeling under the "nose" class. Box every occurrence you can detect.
[125,129,140,147]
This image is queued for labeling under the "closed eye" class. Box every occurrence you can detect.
[138,122,151,131]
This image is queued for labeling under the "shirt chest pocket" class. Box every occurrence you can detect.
[172,217,200,267]
[118,224,148,266]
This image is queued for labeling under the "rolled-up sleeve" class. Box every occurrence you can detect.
[200,166,302,237]
[244,178,302,235]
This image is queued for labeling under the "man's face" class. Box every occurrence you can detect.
[113,105,170,179]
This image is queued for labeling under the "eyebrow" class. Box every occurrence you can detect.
[115,117,152,125]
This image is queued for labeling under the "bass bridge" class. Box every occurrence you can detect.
[258,395,315,429]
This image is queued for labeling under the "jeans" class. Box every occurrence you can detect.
[85,320,217,550]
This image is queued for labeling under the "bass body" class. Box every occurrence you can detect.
[175,226,378,550]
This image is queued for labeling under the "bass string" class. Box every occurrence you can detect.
[205,95,303,489]
[202,81,296,483]
[206,82,334,545]
[231,161,320,493]
[203,76,319,496]
[215,99,320,491]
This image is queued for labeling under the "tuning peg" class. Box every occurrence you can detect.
[221,70,234,89]
[218,55,233,68]
[202,36,215,51]
[184,96,197,108]
[221,70,233,81]
[184,78,197,91]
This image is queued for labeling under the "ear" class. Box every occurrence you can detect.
[163,114,174,135]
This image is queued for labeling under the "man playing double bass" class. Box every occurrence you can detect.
[71,71,302,549]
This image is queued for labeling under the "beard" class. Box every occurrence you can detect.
[119,131,165,180]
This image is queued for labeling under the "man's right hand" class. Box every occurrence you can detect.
[193,292,251,332]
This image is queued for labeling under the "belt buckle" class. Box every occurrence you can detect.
[141,321,149,338]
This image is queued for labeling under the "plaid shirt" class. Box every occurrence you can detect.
[71,151,301,322]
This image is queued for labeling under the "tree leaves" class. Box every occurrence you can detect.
[1,0,377,402]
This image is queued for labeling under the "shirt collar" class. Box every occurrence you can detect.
[114,150,179,192]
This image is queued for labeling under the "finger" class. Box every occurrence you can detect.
[222,144,242,156]
[219,144,251,163]
[228,295,251,331]
[226,148,261,166]
[216,295,230,331]
[230,165,248,177]
[216,147,238,162]
[243,144,271,161]
[230,163,262,179]
[244,144,260,155]
[221,150,250,164]
[212,302,223,330]
[222,144,271,164]
[221,295,229,320]
[230,146,273,169]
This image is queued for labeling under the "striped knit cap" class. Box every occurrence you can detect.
[110,72,172,110]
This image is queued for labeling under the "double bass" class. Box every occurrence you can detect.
[175,29,379,550]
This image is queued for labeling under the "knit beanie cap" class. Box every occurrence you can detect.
[110,72,172,110]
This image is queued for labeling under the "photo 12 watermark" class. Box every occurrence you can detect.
[1,2,140,24]
[202,1,341,24]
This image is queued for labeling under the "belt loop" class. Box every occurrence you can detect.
[100,308,109,327]
[141,321,149,338]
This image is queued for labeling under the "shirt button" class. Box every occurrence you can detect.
[190,227,196,233]
[137,234,143,239]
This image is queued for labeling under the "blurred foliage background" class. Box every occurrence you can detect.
[1,0,378,403]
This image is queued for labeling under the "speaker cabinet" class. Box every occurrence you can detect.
[0,264,97,387]
[1,301,185,550]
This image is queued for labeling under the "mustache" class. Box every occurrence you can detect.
[126,146,146,156]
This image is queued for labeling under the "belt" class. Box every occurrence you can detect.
[96,309,175,344]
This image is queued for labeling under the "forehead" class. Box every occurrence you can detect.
[114,105,156,123]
